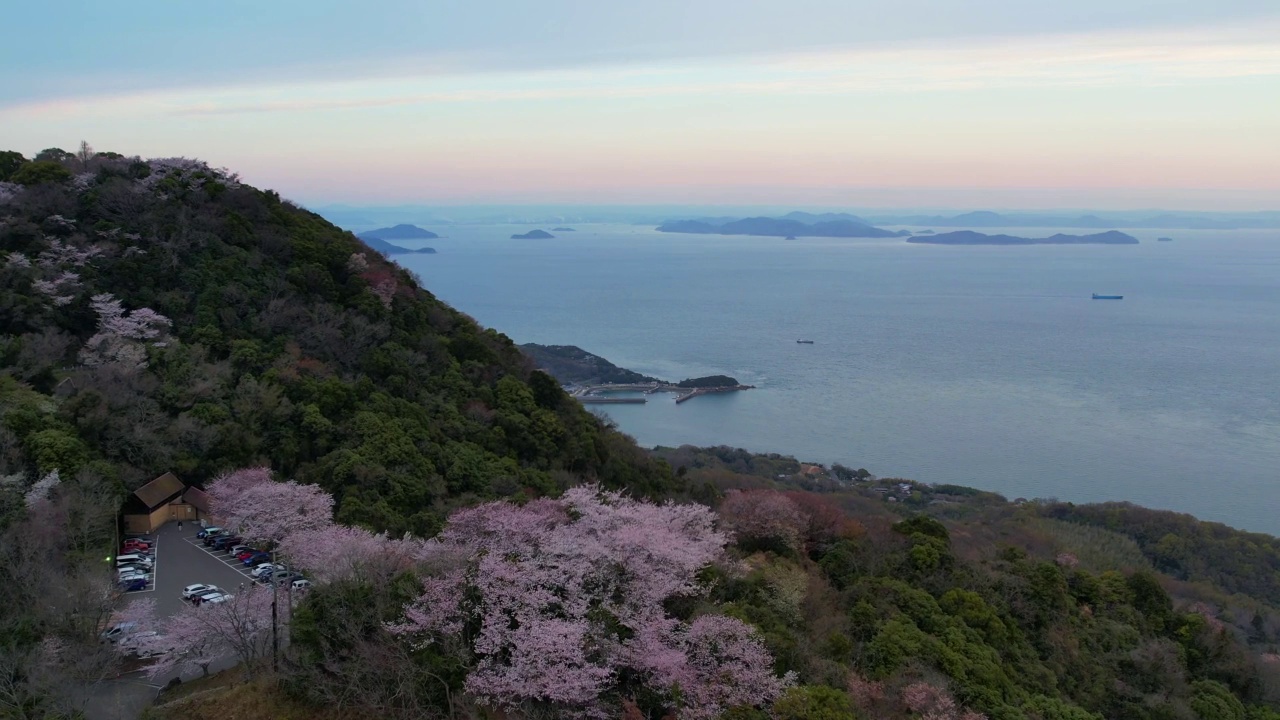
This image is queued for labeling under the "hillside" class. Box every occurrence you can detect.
[2,150,1279,720]
[0,153,676,539]
[521,343,661,384]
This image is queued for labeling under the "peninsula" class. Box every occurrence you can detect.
[512,229,555,239]
[906,230,1140,245]
[657,215,905,239]
[520,343,753,403]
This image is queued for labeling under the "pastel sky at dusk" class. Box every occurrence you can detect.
[2,1,1278,209]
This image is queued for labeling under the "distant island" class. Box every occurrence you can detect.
[906,230,1140,245]
[552,227,576,232]
[356,224,439,255]
[1158,237,1174,242]
[358,236,437,255]
[521,343,740,388]
[512,229,555,239]
[861,210,1276,230]
[657,213,905,239]
[358,224,440,240]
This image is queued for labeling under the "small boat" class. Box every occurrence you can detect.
[796,339,815,344]
[1091,293,1123,300]
[1157,237,1173,242]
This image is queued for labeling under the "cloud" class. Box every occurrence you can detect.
[5,23,1274,121]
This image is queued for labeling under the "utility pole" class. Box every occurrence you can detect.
[271,549,279,672]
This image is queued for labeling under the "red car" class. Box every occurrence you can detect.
[122,541,152,552]
[235,549,257,561]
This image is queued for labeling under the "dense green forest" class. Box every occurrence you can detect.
[0,148,677,536]
[2,148,1279,720]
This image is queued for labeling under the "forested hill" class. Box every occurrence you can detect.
[0,151,675,535]
[6,151,1280,720]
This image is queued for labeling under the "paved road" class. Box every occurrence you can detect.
[89,522,281,720]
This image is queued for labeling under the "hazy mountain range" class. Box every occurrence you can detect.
[316,205,1280,231]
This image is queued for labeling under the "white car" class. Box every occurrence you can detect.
[290,579,312,591]
[181,584,219,600]
[100,622,137,643]
[250,563,283,578]
[199,592,232,605]
[118,631,158,653]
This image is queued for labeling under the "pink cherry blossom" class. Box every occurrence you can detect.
[277,524,419,582]
[206,468,333,544]
[393,485,785,718]
[718,489,807,551]
[25,470,61,508]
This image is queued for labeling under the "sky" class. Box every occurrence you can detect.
[2,1,1278,210]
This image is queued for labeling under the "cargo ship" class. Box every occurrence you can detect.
[796,339,815,344]
[1091,293,1123,300]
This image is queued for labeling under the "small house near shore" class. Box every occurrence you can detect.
[122,472,209,533]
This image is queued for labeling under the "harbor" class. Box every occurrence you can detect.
[570,382,755,405]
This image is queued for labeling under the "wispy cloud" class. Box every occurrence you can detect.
[5,24,1277,119]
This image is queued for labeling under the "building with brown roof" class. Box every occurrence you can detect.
[122,472,207,533]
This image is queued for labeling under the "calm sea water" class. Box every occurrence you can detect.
[393,224,1280,535]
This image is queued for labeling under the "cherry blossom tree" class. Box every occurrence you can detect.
[206,467,333,544]
[392,486,788,718]
[24,469,60,508]
[902,681,988,720]
[718,489,808,552]
[79,293,171,369]
[142,585,277,680]
[277,524,419,583]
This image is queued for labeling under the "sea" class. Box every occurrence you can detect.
[390,224,1280,535]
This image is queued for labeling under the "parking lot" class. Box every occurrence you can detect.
[117,534,157,594]
[134,521,267,619]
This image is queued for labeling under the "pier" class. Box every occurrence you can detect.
[571,382,755,405]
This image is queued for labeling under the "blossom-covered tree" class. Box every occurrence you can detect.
[902,681,988,720]
[24,469,60,508]
[277,524,419,583]
[142,585,276,680]
[392,486,789,718]
[79,293,171,369]
[718,489,808,552]
[206,467,333,544]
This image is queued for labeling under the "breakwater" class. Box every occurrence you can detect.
[571,382,754,405]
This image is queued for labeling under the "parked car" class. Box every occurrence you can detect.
[227,544,254,556]
[235,550,258,562]
[202,530,229,546]
[212,535,242,550]
[190,590,228,605]
[181,584,219,600]
[117,566,150,579]
[122,541,152,552]
[250,563,282,578]
[272,572,304,586]
[118,631,159,655]
[290,579,312,592]
[243,552,271,567]
[100,622,137,643]
[119,577,148,592]
[115,554,152,567]
[196,526,223,539]
[197,592,232,605]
